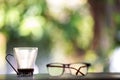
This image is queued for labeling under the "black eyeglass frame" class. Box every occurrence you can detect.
[46,62,91,76]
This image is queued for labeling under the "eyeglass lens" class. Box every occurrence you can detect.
[47,64,64,76]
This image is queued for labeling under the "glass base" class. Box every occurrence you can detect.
[17,68,34,77]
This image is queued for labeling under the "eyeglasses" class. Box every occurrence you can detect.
[46,62,91,76]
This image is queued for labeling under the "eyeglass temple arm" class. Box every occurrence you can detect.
[68,66,85,76]
[76,63,91,75]
[75,66,87,76]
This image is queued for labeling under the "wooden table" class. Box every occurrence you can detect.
[1,73,120,80]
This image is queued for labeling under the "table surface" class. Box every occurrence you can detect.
[1,73,120,80]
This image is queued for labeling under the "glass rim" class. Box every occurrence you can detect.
[14,47,38,49]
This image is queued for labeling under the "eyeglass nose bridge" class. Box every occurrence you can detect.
[63,64,70,68]
[62,64,71,74]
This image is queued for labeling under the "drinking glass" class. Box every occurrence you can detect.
[6,47,38,76]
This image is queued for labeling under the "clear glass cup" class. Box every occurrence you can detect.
[6,47,38,77]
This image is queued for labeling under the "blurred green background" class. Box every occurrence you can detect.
[0,0,120,74]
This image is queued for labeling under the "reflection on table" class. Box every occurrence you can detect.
[1,73,120,80]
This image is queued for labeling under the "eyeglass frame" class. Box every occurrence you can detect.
[46,62,91,76]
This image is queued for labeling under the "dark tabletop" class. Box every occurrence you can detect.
[1,73,120,80]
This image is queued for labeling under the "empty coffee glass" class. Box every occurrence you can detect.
[6,47,38,77]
